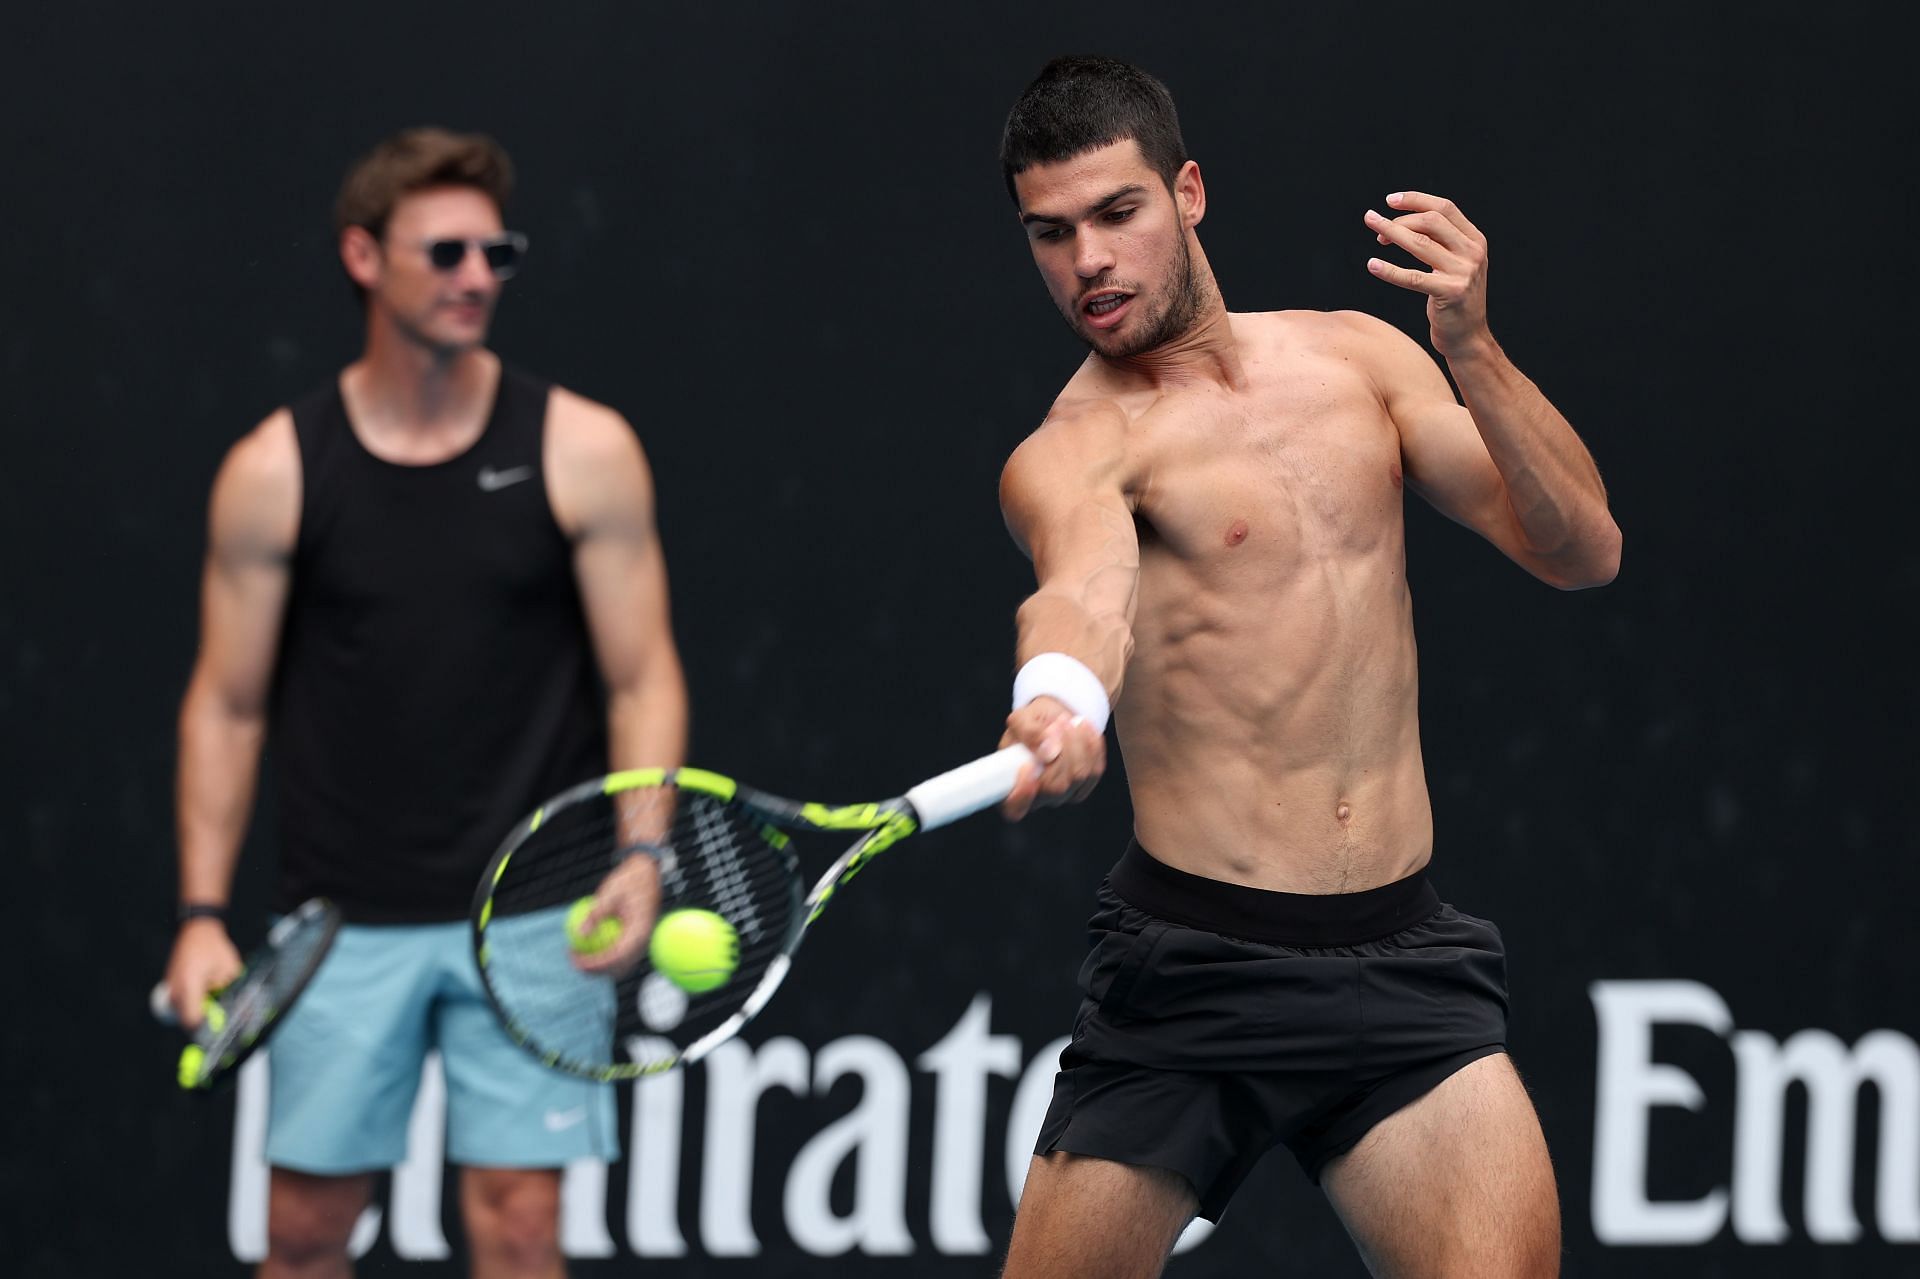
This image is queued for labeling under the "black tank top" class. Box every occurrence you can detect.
[271,367,605,921]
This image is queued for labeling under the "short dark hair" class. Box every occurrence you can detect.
[334,126,514,241]
[1000,56,1188,203]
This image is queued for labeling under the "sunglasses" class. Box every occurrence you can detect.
[415,232,529,279]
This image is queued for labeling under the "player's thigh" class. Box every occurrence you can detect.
[1322,1053,1559,1279]
[436,925,619,1166]
[1002,1152,1196,1279]
[266,924,439,1173]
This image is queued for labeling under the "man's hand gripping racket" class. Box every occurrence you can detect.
[149,899,341,1090]
[470,744,1037,1081]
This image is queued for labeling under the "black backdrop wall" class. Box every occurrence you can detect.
[4,3,1914,1275]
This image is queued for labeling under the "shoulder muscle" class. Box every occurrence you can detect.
[208,409,300,564]
[1000,398,1134,556]
[544,387,653,538]
[1329,309,1455,411]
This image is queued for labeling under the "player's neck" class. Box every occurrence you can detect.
[1100,297,1244,391]
[349,324,497,437]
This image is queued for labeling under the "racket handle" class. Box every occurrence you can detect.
[905,744,1036,831]
[149,979,178,1026]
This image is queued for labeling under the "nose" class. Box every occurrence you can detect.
[454,245,498,290]
[1075,228,1115,280]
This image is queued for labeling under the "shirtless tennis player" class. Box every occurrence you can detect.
[991,58,1620,1279]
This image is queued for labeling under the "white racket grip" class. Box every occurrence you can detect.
[150,979,178,1026]
[904,744,1037,831]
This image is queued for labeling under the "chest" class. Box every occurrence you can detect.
[1132,360,1405,566]
[295,463,576,617]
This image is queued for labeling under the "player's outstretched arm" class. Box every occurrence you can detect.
[1362,190,1621,589]
[169,411,301,1025]
[547,389,689,971]
[997,400,1140,819]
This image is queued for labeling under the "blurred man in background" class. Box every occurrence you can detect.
[163,127,686,1278]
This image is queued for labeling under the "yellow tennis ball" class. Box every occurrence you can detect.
[177,1044,207,1090]
[566,897,624,956]
[648,909,739,994]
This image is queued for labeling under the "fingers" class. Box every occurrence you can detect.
[1368,205,1475,259]
[1037,716,1103,805]
[574,922,645,974]
[572,912,638,974]
[168,928,242,1028]
[574,857,660,974]
[171,979,206,1029]
[998,705,1054,820]
[1369,208,1481,275]
[1387,190,1484,242]
[1362,192,1488,294]
[573,914,644,973]
[171,964,237,1029]
[1364,191,1492,323]
[1365,255,1446,295]
[999,753,1046,822]
[998,701,1105,820]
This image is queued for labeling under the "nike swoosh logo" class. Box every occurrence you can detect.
[543,1107,587,1132]
[478,465,534,492]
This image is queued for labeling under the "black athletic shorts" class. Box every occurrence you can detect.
[1034,838,1508,1221]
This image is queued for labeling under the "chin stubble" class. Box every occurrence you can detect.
[1069,232,1204,360]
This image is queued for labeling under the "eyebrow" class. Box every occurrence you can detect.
[1019,183,1149,227]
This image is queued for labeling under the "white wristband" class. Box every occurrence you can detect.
[1012,652,1111,734]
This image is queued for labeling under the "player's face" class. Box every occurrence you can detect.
[367,186,509,354]
[1013,140,1203,360]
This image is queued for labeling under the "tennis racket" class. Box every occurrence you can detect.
[149,897,341,1090]
[471,744,1035,1080]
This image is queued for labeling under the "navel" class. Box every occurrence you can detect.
[1335,801,1352,824]
[1225,518,1250,547]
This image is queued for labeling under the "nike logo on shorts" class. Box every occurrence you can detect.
[478,465,534,492]
[543,1106,587,1132]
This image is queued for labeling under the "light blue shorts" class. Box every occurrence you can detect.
[266,918,618,1174]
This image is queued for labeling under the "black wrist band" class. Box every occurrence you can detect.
[178,902,228,926]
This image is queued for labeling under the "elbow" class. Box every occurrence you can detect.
[1547,519,1622,591]
[615,651,688,715]
[180,671,267,734]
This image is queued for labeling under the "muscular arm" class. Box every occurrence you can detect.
[546,391,688,967]
[1360,191,1621,589]
[1357,313,1621,589]
[547,389,688,783]
[997,401,1140,815]
[168,410,300,1021]
[1004,406,1141,691]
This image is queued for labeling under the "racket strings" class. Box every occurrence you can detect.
[480,784,801,1076]
[199,903,337,1068]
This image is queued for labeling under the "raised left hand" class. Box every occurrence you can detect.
[1364,191,1491,360]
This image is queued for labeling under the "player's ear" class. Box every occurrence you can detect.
[1174,160,1206,230]
[340,225,383,291]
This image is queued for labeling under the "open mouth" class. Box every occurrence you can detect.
[1081,291,1133,327]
